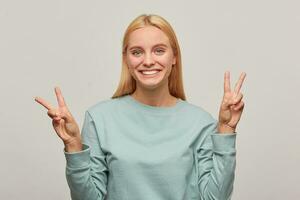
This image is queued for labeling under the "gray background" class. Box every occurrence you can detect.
[1,0,299,199]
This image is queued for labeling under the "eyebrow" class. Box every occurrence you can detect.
[128,43,168,50]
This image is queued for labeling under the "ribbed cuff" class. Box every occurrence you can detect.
[64,144,90,168]
[211,133,236,154]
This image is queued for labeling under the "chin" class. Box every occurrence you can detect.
[137,79,163,90]
[135,70,167,89]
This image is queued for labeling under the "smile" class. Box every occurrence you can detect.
[139,70,161,77]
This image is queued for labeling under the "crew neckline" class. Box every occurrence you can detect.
[122,94,186,114]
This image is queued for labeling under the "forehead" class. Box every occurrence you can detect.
[128,26,170,47]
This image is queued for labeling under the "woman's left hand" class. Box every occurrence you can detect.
[217,71,246,133]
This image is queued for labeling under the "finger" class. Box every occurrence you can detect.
[48,109,67,120]
[52,119,61,127]
[54,86,67,107]
[52,120,63,138]
[224,71,231,93]
[48,112,63,123]
[53,117,62,122]
[221,97,232,110]
[233,101,244,111]
[52,108,72,123]
[47,109,59,119]
[233,93,243,104]
[35,97,53,110]
[234,72,246,94]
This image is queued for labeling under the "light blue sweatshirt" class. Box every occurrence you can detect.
[64,94,237,200]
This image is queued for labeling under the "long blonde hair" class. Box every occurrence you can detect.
[111,14,186,100]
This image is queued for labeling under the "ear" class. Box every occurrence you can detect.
[172,56,176,66]
[123,54,129,68]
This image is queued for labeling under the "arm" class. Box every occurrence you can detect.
[197,120,237,200]
[196,71,245,199]
[64,111,108,200]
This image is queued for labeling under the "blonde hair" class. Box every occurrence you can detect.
[111,14,186,100]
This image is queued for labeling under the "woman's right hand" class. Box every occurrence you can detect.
[35,86,82,152]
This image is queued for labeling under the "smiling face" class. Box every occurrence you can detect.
[125,26,176,90]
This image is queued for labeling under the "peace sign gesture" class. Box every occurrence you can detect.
[35,87,82,152]
[217,71,247,133]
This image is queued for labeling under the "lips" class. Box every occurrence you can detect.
[138,69,162,77]
[138,69,162,72]
[140,70,160,75]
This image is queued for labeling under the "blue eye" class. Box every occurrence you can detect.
[131,50,142,56]
[155,49,165,55]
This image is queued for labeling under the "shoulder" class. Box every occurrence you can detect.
[85,96,123,119]
[183,100,217,125]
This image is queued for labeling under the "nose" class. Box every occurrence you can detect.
[143,52,155,67]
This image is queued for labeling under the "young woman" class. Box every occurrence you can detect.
[35,14,246,200]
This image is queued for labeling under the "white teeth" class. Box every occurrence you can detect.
[141,70,160,75]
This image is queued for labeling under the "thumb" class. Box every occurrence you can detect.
[54,110,74,123]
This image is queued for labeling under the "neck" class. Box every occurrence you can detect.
[131,82,177,107]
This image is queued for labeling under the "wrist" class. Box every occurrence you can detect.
[217,123,236,133]
[64,138,82,153]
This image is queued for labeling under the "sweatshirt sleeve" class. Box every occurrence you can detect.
[196,119,237,200]
[64,111,108,200]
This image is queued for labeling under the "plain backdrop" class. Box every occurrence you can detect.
[1,0,299,199]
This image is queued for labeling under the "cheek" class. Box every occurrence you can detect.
[126,55,141,68]
[126,55,141,78]
[158,54,175,66]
